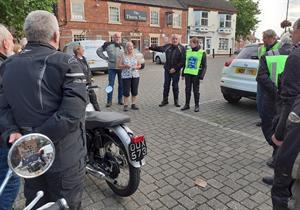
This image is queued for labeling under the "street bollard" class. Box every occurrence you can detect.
[229,48,232,57]
[212,49,215,58]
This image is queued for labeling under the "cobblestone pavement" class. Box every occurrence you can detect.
[14,57,274,210]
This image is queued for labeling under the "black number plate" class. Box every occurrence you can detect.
[128,140,147,161]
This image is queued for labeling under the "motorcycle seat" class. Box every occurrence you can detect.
[85,111,130,128]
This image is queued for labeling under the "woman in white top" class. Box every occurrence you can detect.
[117,42,141,111]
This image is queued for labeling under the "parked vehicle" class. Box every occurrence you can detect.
[85,86,147,196]
[134,48,145,69]
[63,40,108,74]
[220,43,262,103]
[153,44,189,64]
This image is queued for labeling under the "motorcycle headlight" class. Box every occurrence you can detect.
[288,112,300,123]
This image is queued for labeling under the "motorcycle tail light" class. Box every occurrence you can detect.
[130,135,145,144]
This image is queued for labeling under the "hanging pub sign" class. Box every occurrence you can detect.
[124,10,147,21]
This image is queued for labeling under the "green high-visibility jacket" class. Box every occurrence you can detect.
[266,52,288,87]
[183,49,204,76]
[258,42,281,58]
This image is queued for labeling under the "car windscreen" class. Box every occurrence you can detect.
[236,46,258,59]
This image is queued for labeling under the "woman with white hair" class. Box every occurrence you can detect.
[117,42,141,111]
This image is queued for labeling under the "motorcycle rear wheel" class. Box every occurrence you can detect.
[103,134,140,197]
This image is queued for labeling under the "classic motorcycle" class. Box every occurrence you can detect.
[85,85,147,196]
[0,133,69,210]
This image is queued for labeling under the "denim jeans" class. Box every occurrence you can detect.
[0,147,20,210]
[107,69,123,103]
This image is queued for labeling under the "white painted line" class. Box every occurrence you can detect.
[169,107,264,142]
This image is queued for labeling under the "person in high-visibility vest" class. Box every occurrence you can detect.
[256,32,293,187]
[181,37,207,112]
[271,18,300,210]
[256,29,280,128]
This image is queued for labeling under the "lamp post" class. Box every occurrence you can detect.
[285,0,290,32]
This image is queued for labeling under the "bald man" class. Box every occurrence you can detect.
[149,34,185,107]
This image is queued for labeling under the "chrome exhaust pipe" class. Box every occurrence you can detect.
[86,165,117,185]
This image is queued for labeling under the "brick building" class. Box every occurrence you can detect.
[56,0,188,53]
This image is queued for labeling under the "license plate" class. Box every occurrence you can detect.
[235,67,245,74]
[246,68,257,75]
[128,140,147,161]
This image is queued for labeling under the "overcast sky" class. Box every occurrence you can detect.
[255,0,300,39]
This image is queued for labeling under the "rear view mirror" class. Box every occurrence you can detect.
[8,133,55,178]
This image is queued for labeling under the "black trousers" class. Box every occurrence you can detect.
[163,70,180,102]
[184,74,200,106]
[24,158,85,210]
[260,93,278,152]
[88,89,100,111]
[272,122,300,210]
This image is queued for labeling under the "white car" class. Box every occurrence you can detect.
[153,44,189,64]
[63,40,108,73]
[220,43,263,103]
[134,48,145,69]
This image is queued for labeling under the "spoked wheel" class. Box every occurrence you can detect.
[103,134,140,197]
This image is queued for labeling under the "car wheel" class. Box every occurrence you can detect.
[155,56,161,64]
[223,94,241,104]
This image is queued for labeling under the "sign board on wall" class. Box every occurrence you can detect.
[124,10,147,21]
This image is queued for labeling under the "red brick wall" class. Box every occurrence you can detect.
[57,0,187,55]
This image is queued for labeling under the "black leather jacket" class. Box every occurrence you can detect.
[149,44,185,73]
[0,42,87,171]
[274,43,300,141]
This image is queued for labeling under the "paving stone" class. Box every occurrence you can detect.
[159,194,178,208]
[178,196,197,209]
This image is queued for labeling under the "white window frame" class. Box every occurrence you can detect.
[72,30,86,41]
[219,14,232,28]
[172,10,182,29]
[219,38,229,50]
[150,7,160,27]
[194,10,208,27]
[149,34,160,47]
[70,0,85,21]
[108,2,121,24]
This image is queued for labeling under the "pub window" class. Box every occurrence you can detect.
[150,10,159,26]
[173,12,182,28]
[73,34,86,41]
[150,37,159,46]
[109,6,120,23]
[219,14,231,28]
[194,11,208,27]
[71,0,85,21]
[219,38,229,50]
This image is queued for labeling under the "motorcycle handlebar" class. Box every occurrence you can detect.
[87,85,99,90]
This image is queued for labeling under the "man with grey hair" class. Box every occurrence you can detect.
[269,18,300,210]
[97,32,124,107]
[256,29,281,171]
[257,31,293,186]
[0,23,20,210]
[0,11,87,210]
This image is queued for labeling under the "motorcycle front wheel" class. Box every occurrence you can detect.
[103,133,140,197]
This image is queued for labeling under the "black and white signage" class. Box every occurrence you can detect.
[124,10,147,21]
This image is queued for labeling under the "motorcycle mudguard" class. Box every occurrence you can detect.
[110,125,146,168]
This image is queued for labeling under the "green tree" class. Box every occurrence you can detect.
[0,0,57,39]
[230,0,260,40]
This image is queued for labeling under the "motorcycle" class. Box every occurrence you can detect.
[85,85,147,196]
[0,133,69,210]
